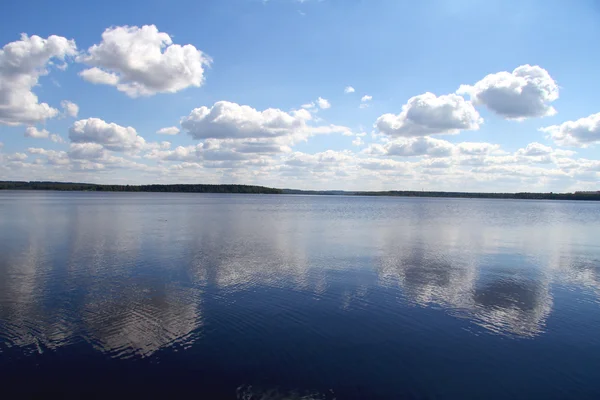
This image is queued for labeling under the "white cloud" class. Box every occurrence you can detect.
[456,142,501,156]
[364,137,502,159]
[77,25,211,97]
[344,86,355,94]
[457,65,558,120]
[375,92,482,137]
[24,126,67,144]
[0,33,77,126]
[358,158,409,171]
[284,150,352,167]
[516,142,553,157]
[540,112,600,147]
[60,100,79,118]
[361,95,372,102]
[7,153,28,161]
[317,97,331,109]
[377,137,455,157]
[69,118,146,152]
[181,101,312,140]
[68,143,107,160]
[27,147,69,165]
[24,126,50,139]
[50,134,65,143]
[156,126,180,135]
[352,136,364,146]
[514,142,575,162]
[79,67,119,85]
[146,145,203,162]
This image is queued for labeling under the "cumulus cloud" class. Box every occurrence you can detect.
[303,97,330,111]
[540,112,600,147]
[145,145,203,162]
[0,33,77,125]
[359,95,372,109]
[456,142,501,156]
[7,152,28,161]
[344,86,355,94]
[77,25,211,97]
[152,102,353,167]
[24,126,67,144]
[68,143,107,160]
[352,136,364,146]
[28,147,69,165]
[364,137,502,159]
[156,126,180,135]
[69,118,146,152]
[375,93,482,137]
[145,138,287,164]
[515,142,575,160]
[79,67,119,85]
[369,137,455,157]
[457,65,558,120]
[50,134,65,143]
[60,100,79,117]
[24,126,50,139]
[317,97,331,109]
[181,101,312,140]
[358,158,409,171]
[283,150,352,168]
[516,142,553,157]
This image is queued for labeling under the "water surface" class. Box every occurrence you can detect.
[1,191,599,398]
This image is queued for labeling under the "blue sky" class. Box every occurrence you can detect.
[1,0,599,191]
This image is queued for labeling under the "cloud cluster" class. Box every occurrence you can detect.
[61,100,79,118]
[181,101,311,140]
[0,26,594,194]
[156,126,180,135]
[458,65,559,120]
[541,112,600,147]
[69,118,146,152]
[25,126,50,139]
[375,93,482,137]
[0,33,77,126]
[78,25,211,97]
[24,126,65,143]
[364,137,502,159]
[302,97,331,111]
[317,97,331,109]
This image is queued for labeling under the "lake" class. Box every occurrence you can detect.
[1,191,599,399]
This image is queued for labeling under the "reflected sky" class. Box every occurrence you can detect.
[1,192,600,398]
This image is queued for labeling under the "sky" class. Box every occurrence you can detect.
[1,0,599,191]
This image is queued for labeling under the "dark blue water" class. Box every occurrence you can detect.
[1,191,599,399]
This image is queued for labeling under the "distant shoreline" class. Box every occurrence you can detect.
[1,181,599,201]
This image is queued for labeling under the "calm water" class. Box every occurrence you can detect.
[1,191,600,399]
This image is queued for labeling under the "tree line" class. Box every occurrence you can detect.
[0,181,283,194]
[2,181,598,200]
[354,190,600,201]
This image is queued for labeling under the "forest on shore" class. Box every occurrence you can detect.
[0,181,282,194]
[1,181,599,201]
